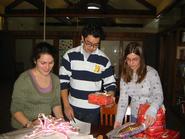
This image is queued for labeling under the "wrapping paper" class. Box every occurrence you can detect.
[0,113,95,139]
[88,92,114,105]
[137,104,165,136]
[106,122,146,139]
[24,113,78,139]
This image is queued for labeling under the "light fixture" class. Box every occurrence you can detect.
[87,3,101,10]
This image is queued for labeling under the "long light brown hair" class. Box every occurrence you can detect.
[121,42,146,83]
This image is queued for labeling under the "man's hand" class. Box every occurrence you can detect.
[104,96,116,108]
[61,89,74,121]
[104,90,115,107]
[64,104,74,121]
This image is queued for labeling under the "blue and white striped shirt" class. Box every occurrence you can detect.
[59,45,116,109]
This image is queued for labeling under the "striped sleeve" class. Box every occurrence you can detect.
[102,59,116,92]
[59,51,71,90]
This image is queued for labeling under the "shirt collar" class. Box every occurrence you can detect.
[80,43,99,55]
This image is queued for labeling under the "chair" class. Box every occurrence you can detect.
[100,104,131,126]
[99,104,131,138]
[100,103,117,126]
[90,104,117,138]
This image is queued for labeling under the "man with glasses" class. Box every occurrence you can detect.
[59,24,116,127]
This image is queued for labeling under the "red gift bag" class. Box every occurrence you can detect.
[88,92,114,105]
[137,103,166,136]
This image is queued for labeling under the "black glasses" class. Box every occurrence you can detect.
[84,40,100,48]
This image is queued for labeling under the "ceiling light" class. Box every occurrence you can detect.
[87,3,101,10]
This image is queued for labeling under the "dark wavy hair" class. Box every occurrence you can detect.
[122,42,146,83]
[31,42,57,66]
[81,24,104,40]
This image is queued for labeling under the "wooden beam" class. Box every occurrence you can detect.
[5,0,49,13]
[4,9,156,18]
[5,0,25,11]
[24,0,72,24]
[5,0,72,25]
[157,0,174,14]
[40,22,144,28]
[24,0,44,10]
[136,0,156,11]
[157,0,182,16]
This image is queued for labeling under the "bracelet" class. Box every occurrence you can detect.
[24,121,32,128]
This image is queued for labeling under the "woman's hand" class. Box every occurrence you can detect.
[144,114,156,127]
[64,104,74,121]
[114,121,122,129]
[32,119,40,126]
[144,105,157,127]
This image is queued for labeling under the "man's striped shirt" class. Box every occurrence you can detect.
[59,45,116,109]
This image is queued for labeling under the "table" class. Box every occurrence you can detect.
[91,125,113,139]
[0,125,144,139]
[0,128,95,139]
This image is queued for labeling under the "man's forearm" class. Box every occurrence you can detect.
[61,89,70,107]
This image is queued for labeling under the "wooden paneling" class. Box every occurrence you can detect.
[0,31,15,80]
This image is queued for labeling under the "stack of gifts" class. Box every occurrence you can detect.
[107,103,180,139]
[88,92,114,105]
[136,104,166,137]
[135,104,180,139]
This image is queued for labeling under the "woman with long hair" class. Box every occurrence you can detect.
[114,42,163,128]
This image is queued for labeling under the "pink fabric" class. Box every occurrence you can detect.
[24,113,78,139]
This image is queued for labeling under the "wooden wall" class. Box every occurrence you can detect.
[0,31,15,81]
